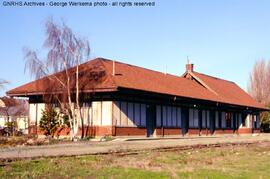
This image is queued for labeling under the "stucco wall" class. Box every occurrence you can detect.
[29,103,45,126]
[28,100,261,137]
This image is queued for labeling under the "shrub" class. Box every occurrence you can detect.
[260,112,270,132]
[62,114,70,127]
[4,121,18,136]
[39,107,60,138]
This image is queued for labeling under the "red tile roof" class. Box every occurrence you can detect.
[190,72,265,109]
[7,58,266,110]
[7,59,117,96]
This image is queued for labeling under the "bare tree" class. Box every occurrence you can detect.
[0,97,27,136]
[248,59,270,132]
[248,60,270,105]
[24,18,90,140]
[0,79,8,89]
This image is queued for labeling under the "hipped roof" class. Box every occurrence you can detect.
[7,58,267,110]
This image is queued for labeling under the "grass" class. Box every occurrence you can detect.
[0,142,270,178]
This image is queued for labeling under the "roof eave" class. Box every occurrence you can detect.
[117,87,268,111]
[6,87,119,97]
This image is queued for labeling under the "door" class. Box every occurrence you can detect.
[231,113,238,132]
[181,107,189,135]
[146,105,156,137]
[209,110,215,134]
[234,113,239,131]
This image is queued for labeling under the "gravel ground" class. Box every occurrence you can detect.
[0,134,269,160]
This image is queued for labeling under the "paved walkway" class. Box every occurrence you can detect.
[0,134,270,160]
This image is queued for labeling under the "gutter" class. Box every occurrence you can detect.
[6,87,118,97]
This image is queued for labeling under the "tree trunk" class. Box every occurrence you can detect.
[67,81,77,140]
[75,63,85,139]
[7,115,10,137]
[80,108,84,139]
[68,113,74,140]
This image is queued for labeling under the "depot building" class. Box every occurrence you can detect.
[7,58,267,137]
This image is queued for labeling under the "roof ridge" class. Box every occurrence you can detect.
[186,71,219,96]
[193,71,235,84]
[97,57,188,80]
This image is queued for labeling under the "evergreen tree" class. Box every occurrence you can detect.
[39,107,59,137]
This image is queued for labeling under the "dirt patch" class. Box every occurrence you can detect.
[255,140,270,147]
[111,154,164,172]
[0,136,29,147]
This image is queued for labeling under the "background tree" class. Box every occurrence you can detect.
[0,79,8,89]
[0,97,27,136]
[248,59,270,132]
[24,18,90,140]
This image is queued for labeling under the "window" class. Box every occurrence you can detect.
[160,105,182,128]
[167,106,172,126]
[140,104,146,127]
[114,101,121,126]
[193,109,199,128]
[256,115,260,129]
[221,112,226,128]
[127,102,135,126]
[120,102,128,126]
[202,110,206,128]
[102,101,112,126]
[114,102,147,127]
[92,102,101,126]
[156,105,162,127]
[226,112,231,128]
[162,106,167,127]
[134,103,141,126]
[187,109,199,128]
[218,112,222,129]
[253,115,260,129]
[177,107,181,127]
[206,110,210,128]
[215,111,219,128]
[172,107,177,127]
[189,108,194,128]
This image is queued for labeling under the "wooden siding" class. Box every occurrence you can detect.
[113,101,147,127]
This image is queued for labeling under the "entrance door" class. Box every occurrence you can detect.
[181,107,189,135]
[234,113,238,132]
[209,110,215,134]
[146,105,156,137]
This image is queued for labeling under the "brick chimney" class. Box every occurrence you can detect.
[186,63,194,72]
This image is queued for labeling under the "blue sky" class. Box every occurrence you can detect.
[1,0,270,96]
